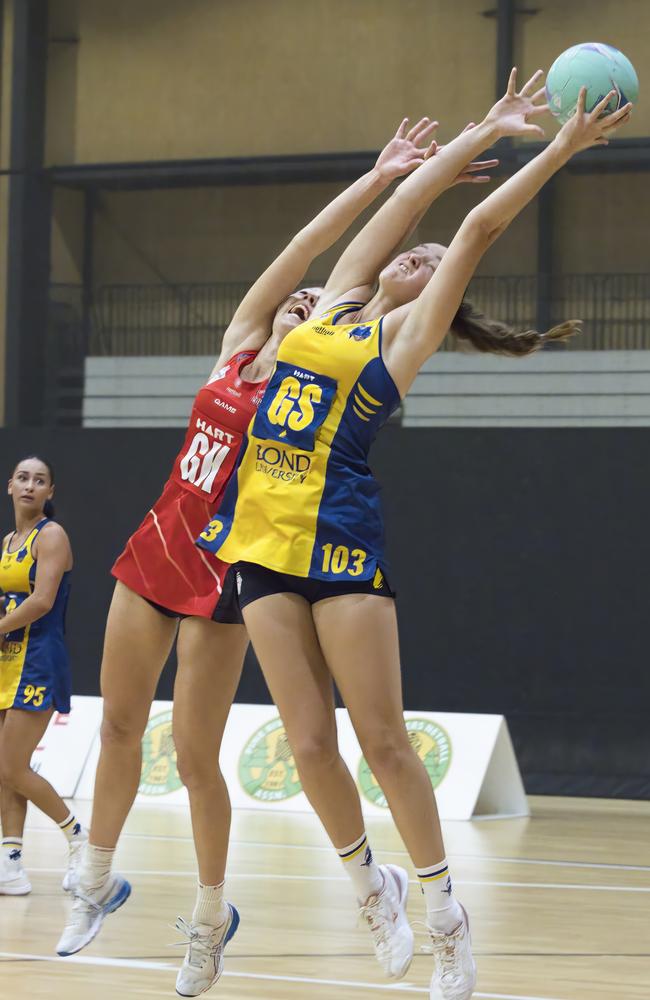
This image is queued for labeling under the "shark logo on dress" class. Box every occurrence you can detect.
[348,325,372,342]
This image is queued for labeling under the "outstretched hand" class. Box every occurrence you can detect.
[555,87,633,154]
[485,67,549,139]
[375,117,439,181]
[440,122,500,185]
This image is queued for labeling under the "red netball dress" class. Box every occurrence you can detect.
[112,351,268,618]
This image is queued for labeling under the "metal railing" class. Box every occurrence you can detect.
[462,273,650,351]
[49,273,650,359]
[44,274,650,424]
[90,282,250,357]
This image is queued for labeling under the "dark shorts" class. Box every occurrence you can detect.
[144,566,243,625]
[235,561,395,611]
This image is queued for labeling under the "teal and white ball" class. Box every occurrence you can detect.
[546,43,639,125]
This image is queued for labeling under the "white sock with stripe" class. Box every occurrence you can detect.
[58,812,84,843]
[2,837,23,864]
[416,857,464,933]
[337,832,383,903]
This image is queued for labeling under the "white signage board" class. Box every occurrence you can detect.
[30,695,104,798]
[73,700,527,820]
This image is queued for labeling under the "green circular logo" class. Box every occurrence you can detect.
[239,717,302,802]
[358,717,452,808]
[139,709,183,796]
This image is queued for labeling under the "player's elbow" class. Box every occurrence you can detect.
[463,205,497,252]
[462,208,498,249]
[290,228,319,260]
[30,595,55,618]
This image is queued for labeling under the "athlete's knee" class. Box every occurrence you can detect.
[290,728,340,776]
[175,744,220,791]
[0,757,27,791]
[359,726,413,780]
[100,704,147,749]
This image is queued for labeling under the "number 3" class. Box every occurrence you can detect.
[200,518,223,543]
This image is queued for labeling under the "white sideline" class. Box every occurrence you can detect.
[21,866,650,892]
[0,950,569,1000]
[24,823,650,873]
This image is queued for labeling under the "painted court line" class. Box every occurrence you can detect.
[23,866,650,892]
[25,824,650,873]
[0,950,569,1000]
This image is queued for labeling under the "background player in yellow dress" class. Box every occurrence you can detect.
[0,456,86,895]
[198,80,632,1000]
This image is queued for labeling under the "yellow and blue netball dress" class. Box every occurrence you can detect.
[197,301,401,584]
[0,519,72,713]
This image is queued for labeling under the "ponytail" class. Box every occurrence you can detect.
[43,499,56,519]
[450,299,581,357]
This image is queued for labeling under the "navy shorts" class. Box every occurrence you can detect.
[234,561,395,611]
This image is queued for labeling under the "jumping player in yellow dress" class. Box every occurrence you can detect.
[0,456,86,895]
[198,80,631,999]
[57,119,500,994]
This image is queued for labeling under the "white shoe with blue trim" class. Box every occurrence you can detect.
[56,874,132,956]
[174,904,240,996]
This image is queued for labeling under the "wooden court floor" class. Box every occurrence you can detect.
[1,796,648,999]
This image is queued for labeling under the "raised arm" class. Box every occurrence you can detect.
[384,87,633,395]
[216,120,438,364]
[320,69,547,304]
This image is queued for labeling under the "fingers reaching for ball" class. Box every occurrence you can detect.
[557,86,633,153]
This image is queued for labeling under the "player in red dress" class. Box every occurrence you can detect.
[111,349,273,620]
[56,118,469,991]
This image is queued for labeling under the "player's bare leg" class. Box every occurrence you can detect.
[57,581,176,956]
[314,594,476,996]
[242,593,414,979]
[91,581,177,848]
[0,711,30,894]
[171,617,247,996]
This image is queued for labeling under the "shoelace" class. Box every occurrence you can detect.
[413,920,464,983]
[358,895,392,955]
[172,917,222,969]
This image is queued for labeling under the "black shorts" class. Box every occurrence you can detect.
[235,561,395,611]
[144,566,243,625]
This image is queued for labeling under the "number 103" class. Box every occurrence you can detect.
[321,543,366,576]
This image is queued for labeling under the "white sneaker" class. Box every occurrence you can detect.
[0,854,32,896]
[358,864,414,979]
[174,905,240,997]
[62,828,89,892]
[427,905,477,999]
[56,874,131,956]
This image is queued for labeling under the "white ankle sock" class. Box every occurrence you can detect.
[2,837,23,863]
[337,832,384,903]
[58,813,84,843]
[79,843,115,896]
[416,857,464,934]
[192,881,228,928]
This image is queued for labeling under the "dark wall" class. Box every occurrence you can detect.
[3,427,649,798]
